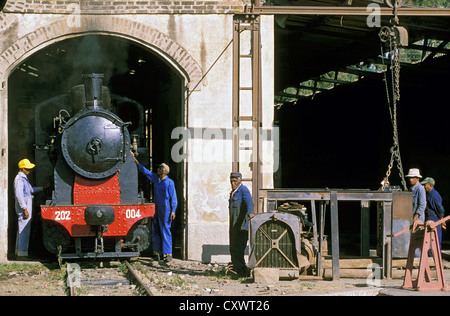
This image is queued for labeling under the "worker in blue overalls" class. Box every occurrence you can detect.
[13,159,42,260]
[421,177,446,253]
[132,153,177,262]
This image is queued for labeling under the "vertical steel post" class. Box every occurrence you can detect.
[232,17,240,173]
[360,200,370,257]
[232,14,262,212]
[383,200,393,279]
[317,201,326,277]
[330,191,340,280]
[252,15,262,212]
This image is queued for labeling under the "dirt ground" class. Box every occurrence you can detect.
[131,258,367,296]
[1,257,450,296]
[0,262,66,296]
[0,258,364,296]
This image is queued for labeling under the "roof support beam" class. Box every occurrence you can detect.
[246,5,450,17]
[409,43,450,53]
[421,40,449,62]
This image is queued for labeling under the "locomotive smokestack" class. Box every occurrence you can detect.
[83,73,104,110]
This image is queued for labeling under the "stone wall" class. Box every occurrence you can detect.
[3,0,247,14]
[0,2,275,263]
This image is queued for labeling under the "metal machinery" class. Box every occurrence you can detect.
[256,189,413,280]
[37,73,155,259]
[248,204,316,279]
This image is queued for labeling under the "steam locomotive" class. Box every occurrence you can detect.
[37,73,155,259]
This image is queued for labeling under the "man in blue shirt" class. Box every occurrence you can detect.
[14,159,42,260]
[406,168,426,222]
[133,154,177,262]
[228,172,254,277]
[421,177,446,251]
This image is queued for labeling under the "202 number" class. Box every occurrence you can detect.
[55,211,71,221]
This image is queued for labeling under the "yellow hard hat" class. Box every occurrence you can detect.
[18,159,35,169]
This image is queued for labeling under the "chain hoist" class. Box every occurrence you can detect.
[379,0,408,191]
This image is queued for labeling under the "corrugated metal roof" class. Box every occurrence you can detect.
[271,0,450,104]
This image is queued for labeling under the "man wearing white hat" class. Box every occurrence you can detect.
[405,168,426,223]
[13,159,42,259]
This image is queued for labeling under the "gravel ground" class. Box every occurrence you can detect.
[128,258,386,296]
[2,257,450,296]
[0,259,368,296]
[0,262,65,296]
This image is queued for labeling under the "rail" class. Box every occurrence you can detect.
[125,261,154,296]
[66,261,154,296]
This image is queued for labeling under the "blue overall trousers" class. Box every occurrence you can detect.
[14,172,37,257]
[137,164,178,255]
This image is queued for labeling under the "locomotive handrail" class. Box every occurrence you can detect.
[63,108,125,128]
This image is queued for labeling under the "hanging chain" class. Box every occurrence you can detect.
[379,23,407,191]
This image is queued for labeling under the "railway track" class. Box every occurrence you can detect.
[66,260,153,296]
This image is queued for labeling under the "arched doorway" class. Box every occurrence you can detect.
[6,33,188,260]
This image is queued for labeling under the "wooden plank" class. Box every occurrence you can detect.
[322,258,382,269]
[321,257,436,269]
[323,268,405,279]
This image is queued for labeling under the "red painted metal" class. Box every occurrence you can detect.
[73,174,120,205]
[394,217,450,292]
[44,171,155,242]
[41,204,155,237]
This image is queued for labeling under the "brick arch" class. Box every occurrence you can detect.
[0,15,203,90]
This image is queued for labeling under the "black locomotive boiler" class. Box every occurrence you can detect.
[38,73,155,259]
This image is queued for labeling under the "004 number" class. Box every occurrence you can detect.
[125,208,141,219]
[55,210,71,221]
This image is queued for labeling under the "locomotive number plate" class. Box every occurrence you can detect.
[125,208,142,219]
[55,210,71,221]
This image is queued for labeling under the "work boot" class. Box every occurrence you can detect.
[164,254,173,262]
[225,263,238,278]
[151,251,162,262]
[240,265,251,278]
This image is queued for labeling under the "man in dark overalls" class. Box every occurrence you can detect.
[422,177,446,253]
[228,172,254,277]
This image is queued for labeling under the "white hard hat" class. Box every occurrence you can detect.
[405,168,422,178]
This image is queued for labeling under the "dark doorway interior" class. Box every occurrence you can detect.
[7,35,185,260]
[275,53,450,253]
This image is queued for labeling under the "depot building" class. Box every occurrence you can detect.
[0,0,449,263]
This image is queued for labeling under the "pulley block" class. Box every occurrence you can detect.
[379,26,408,47]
